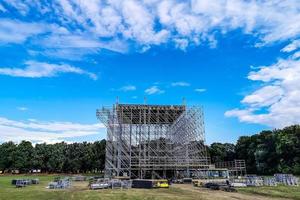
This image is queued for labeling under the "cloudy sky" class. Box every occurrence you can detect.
[0,0,300,144]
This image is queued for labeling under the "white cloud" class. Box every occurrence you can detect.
[241,86,283,108]
[119,1,169,45]
[195,88,206,93]
[174,38,189,50]
[55,0,170,46]
[38,33,128,53]
[0,61,97,80]
[119,85,136,92]
[0,19,48,44]
[36,48,100,61]
[292,51,300,59]
[30,26,128,60]
[17,107,28,111]
[171,81,190,87]
[281,40,300,53]
[0,117,105,144]
[145,86,165,95]
[226,55,300,128]
[0,19,127,60]
[2,1,300,52]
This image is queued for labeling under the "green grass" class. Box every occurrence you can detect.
[238,185,300,200]
[1,175,300,200]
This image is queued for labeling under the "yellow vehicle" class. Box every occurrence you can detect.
[155,179,169,188]
[193,180,204,187]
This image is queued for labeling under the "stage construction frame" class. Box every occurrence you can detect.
[97,103,210,179]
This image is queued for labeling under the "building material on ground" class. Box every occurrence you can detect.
[110,179,122,188]
[174,179,184,184]
[245,175,263,186]
[46,177,72,189]
[15,180,26,188]
[274,174,299,186]
[263,177,277,186]
[183,178,193,184]
[31,179,39,184]
[89,178,132,190]
[11,179,18,185]
[230,182,247,187]
[90,182,110,190]
[120,180,132,189]
[90,178,110,190]
[132,179,154,189]
[12,179,39,187]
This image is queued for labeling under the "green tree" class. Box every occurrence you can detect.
[209,142,236,163]
[276,125,300,174]
[33,143,50,172]
[91,140,106,172]
[0,141,16,171]
[13,141,34,172]
[47,142,66,172]
[235,136,257,174]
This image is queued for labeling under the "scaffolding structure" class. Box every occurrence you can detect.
[97,103,209,179]
[215,160,247,176]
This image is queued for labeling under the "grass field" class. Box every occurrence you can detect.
[239,185,300,200]
[0,175,299,200]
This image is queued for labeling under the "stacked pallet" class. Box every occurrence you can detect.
[274,174,299,186]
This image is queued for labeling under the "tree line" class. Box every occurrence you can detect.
[208,125,300,175]
[0,125,299,175]
[0,140,106,173]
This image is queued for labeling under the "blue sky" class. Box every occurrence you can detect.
[0,1,300,144]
